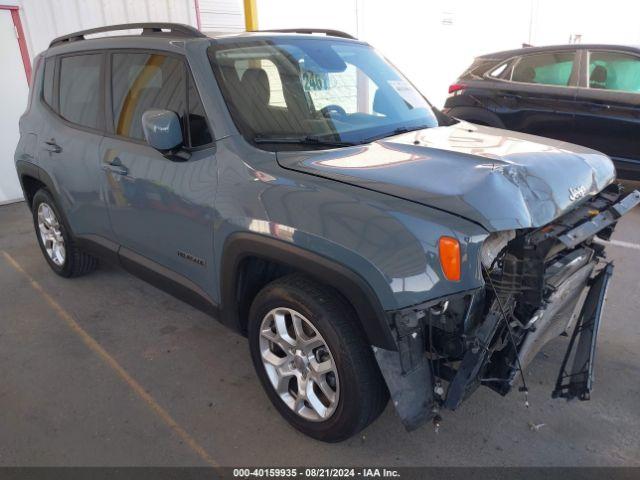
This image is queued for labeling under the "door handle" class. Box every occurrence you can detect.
[44,139,62,153]
[104,157,129,176]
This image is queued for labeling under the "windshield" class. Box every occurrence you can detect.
[208,37,441,149]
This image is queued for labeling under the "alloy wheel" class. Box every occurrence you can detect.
[37,202,66,267]
[259,307,340,421]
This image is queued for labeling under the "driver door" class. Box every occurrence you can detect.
[100,50,218,297]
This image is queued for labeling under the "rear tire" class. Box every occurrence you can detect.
[32,189,97,278]
[248,273,388,442]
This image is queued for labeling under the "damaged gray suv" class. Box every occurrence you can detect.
[15,23,640,442]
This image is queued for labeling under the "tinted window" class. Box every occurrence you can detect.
[512,52,575,86]
[59,54,102,129]
[112,53,186,141]
[43,57,55,109]
[589,51,640,93]
[187,74,212,146]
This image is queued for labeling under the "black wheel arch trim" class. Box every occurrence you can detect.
[219,232,397,351]
[15,160,75,233]
[16,160,62,209]
[15,159,43,208]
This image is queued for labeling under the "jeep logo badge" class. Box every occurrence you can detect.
[569,185,587,201]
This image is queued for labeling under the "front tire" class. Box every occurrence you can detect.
[248,274,388,442]
[32,189,97,278]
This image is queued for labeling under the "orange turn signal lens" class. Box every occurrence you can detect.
[439,236,461,282]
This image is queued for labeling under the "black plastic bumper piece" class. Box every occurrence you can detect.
[552,262,614,401]
[372,306,435,430]
[444,310,502,410]
[373,346,434,431]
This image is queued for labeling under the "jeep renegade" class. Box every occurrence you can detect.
[14,23,640,442]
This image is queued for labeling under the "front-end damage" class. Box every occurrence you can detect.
[374,185,640,430]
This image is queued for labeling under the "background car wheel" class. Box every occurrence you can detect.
[32,189,97,278]
[248,273,389,442]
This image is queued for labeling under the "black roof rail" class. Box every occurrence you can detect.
[252,28,356,40]
[49,22,206,48]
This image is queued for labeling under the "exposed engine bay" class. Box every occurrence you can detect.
[375,184,640,430]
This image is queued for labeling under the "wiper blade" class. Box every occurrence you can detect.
[360,124,431,144]
[253,135,355,148]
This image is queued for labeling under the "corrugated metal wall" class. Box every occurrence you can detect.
[0,0,246,203]
[199,0,243,33]
[15,0,202,58]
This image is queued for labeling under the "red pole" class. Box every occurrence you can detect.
[0,5,31,84]
[193,0,202,30]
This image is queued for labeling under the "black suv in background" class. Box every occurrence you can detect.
[443,44,640,179]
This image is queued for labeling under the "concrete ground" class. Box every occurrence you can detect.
[1,184,639,467]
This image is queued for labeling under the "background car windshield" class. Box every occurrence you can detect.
[208,38,439,146]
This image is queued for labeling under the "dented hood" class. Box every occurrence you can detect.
[276,122,616,231]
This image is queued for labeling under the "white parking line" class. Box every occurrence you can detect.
[594,238,640,251]
[1,250,220,467]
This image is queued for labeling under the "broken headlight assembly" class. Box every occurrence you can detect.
[378,184,640,432]
[479,230,515,268]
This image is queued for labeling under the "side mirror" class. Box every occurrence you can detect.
[142,109,183,153]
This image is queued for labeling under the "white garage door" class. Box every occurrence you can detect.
[199,0,244,32]
[0,9,29,204]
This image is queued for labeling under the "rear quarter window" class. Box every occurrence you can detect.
[487,61,513,80]
[42,57,56,109]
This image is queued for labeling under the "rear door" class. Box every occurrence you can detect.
[99,50,218,298]
[491,50,580,143]
[36,52,113,240]
[572,49,640,178]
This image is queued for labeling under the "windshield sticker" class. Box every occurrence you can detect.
[387,80,423,107]
[302,70,331,91]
